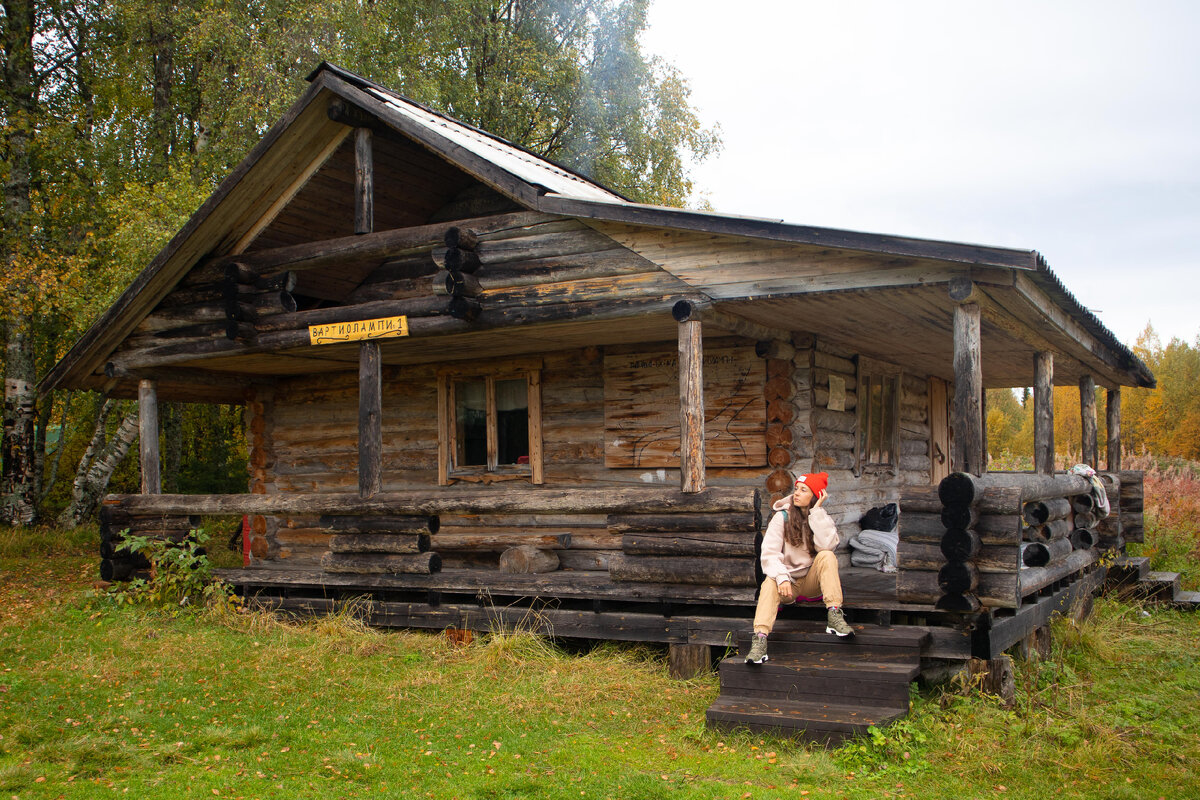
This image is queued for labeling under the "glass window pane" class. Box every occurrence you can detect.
[455,380,487,467]
[496,378,529,465]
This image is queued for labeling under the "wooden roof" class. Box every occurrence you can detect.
[40,63,1154,402]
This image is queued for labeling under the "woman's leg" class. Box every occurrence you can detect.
[792,550,844,608]
[752,578,782,635]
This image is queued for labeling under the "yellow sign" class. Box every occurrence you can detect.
[308,316,409,345]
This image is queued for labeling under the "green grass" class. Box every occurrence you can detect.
[1,536,1198,799]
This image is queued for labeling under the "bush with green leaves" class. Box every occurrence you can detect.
[110,529,238,611]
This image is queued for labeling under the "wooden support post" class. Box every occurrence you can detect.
[678,318,706,493]
[668,643,712,679]
[527,370,544,485]
[951,300,984,475]
[359,341,382,498]
[1034,352,1054,474]
[1107,387,1121,471]
[354,127,373,236]
[1080,375,1098,469]
[138,379,161,494]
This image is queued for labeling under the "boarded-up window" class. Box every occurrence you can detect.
[857,356,901,473]
[604,345,767,468]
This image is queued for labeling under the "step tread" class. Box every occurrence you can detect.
[720,655,919,682]
[1146,571,1181,583]
[706,695,907,733]
[764,620,930,647]
[1173,590,1200,604]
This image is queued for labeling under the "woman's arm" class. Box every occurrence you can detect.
[759,510,793,584]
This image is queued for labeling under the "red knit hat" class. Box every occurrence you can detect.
[794,472,829,496]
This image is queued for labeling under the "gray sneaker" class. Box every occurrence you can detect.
[745,635,769,664]
[825,606,854,637]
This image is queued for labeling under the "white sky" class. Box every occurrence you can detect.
[642,0,1200,348]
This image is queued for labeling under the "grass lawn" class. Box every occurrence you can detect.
[1,526,1198,800]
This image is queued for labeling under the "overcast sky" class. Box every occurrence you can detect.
[642,0,1199,348]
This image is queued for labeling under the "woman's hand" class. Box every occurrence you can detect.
[812,489,828,509]
[777,580,794,601]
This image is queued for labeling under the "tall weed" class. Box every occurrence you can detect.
[1125,454,1200,589]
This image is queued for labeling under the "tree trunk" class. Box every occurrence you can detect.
[1,0,38,526]
[60,405,139,527]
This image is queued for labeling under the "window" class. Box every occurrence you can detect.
[438,359,542,484]
[856,357,901,474]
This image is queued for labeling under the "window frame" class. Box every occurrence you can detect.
[437,358,543,485]
[855,356,902,476]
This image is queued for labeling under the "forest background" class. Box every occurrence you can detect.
[2,0,1197,529]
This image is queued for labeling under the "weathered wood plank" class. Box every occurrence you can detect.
[108,486,760,515]
[951,301,983,475]
[138,380,161,494]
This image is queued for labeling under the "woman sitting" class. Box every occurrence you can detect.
[745,471,853,664]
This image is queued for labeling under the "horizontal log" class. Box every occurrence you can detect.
[1026,518,1071,543]
[318,515,439,534]
[600,513,758,532]
[754,339,796,361]
[898,543,1018,574]
[108,487,759,517]
[1022,497,1072,525]
[1071,494,1095,513]
[320,552,441,574]
[100,559,144,582]
[814,387,857,411]
[898,512,1021,545]
[898,486,942,513]
[609,553,756,586]
[444,226,479,250]
[940,527,980,561]
[329,533,431,554]
[811,407,857,434]
[622,533,756,557]
[935,593,982,613]
[433,532,571,551]
[1068,528,1097,550]
[939,561,979,593]
[431,246,482,273]
[813,351,855,376]
[940,472,1091,508]
[432,269,481,298]
[813,369,856,391]
[896,569,1019,609]
[499,545,559,574]
[1018,548,1097,598]
[1072,510,1098,529]
[254,296,446,333]
[1021,538,1072,568]
[813,450,856,471]
[204,210,549,274]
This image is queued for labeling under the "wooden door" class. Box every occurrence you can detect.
[929,377,951,484]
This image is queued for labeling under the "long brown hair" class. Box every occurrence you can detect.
[785,502,818,556]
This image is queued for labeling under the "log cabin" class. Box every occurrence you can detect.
[41,63,1155,742]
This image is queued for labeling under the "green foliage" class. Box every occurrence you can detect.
[5,0,720,526]
[107,528,239,611]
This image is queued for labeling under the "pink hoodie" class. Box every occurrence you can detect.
[760,493,840,584]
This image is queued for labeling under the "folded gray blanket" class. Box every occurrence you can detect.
[849,528,899,573]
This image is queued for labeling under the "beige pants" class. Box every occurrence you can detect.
[753,550,844,635]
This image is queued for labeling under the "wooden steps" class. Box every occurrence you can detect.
[706,620,928,745]
[1106,556,1198,610]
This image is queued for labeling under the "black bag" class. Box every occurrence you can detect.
[860,503,899,532]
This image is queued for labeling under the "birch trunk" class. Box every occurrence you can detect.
[60,404,139,527]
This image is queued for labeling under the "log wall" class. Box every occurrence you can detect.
[805,341,933,548]
[262,344,770,569]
